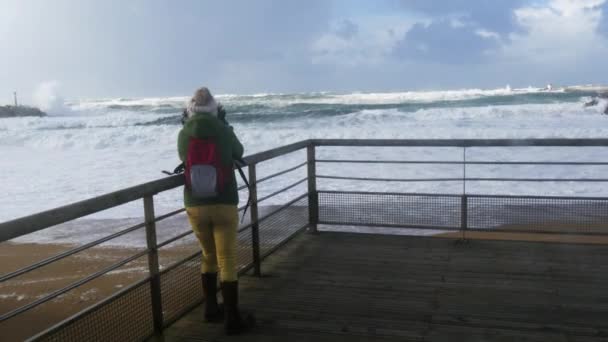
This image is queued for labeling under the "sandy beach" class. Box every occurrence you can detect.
[0,240,200,341]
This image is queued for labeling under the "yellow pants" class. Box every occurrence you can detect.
[186,205,238,282]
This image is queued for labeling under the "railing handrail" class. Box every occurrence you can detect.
[0,175,183,243]
[4,138,608,243]
[242,140,311,164]
[312,138,608,147]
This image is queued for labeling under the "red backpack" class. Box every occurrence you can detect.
[185,137,231,199]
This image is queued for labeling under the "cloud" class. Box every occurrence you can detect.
[311,15,416,66]
[599,2,608,35]
[0,0,333,98]
[398,0,527,35]
[4,0,608,98]
[393,19,500,64]
[334,19,359,40]
[388,1,524,65]
[503,0,608,64]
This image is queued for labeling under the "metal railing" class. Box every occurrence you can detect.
[1,138,608,340]
[314,139,608,236]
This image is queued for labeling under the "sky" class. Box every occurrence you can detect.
[1,0,608,103]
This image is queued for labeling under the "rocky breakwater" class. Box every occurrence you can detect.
[0,105,46,118]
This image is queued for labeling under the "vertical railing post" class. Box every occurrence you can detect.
[460,146,468,239]
[461,195,468,232]
[144,195,164,334]
[307,143,319,234]
[248,164,262,277]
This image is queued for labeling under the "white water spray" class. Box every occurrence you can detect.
[32,81,72,115]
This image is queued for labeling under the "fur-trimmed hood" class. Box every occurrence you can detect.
[187,98,218,117]
[187,87,218,117]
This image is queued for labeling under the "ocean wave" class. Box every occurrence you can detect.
[2,98,606,150]
[57,88,596,123]
[3,92,608,223]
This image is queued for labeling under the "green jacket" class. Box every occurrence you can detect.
[178,112,244,207]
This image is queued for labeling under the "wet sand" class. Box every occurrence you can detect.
[0,241,200,341]
[0,205,307,340]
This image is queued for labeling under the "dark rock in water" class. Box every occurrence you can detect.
[0,105,46,118]
[584,98,599,107]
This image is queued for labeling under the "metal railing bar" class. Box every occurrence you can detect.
[465,161,608,166]
[316,159,608,166]
[320,222,607,236]
[318,221,460,231]
[238,193,306,232]
[317,175,465,182]
[467,178,608,182]
[237,160,306,192]
[260,224,309,261]
[0,249,149,322]
[466,193,608,201]
[317,190,464,198]
[312,138,608,147]
[256,178,308,204]
[256,161,308,185]
[464,227,608,236]
[153,208,186,223]
[317,159,460,164]
[470,161,608,166]
[256,193,308,225]
[26,276,153,341]
[317,175,608,183]
[157,230,194,249]
[159,250,201,275]
[0,222,147,284]
[159,251,258,289]
[242,140,311,165]
[237,194,306,233]
[0,175,184,243]
[238,223,252,233]
[319,190,608,202]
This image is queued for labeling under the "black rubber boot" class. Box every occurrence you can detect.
[221,281,255,335]
[201,273,223,323]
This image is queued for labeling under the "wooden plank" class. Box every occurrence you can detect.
[160,233,608,342]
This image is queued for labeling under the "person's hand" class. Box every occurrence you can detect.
[180,109,188,125]
[217,103,228,124]
[173,163,185,174]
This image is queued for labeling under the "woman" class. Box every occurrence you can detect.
[177,87,254,335]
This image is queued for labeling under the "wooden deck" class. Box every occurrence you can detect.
[159,232,608,342]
